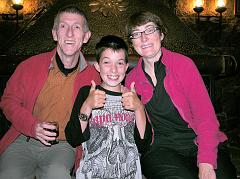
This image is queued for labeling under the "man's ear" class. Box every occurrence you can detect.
[93,62,100,72]
[83,31,91,44]
[52,29,57,41]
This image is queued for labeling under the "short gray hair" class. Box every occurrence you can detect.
[53,5,89,32]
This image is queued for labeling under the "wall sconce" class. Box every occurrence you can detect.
[193,0,227,25]
[1,0,24,28]
[193,0,204,23]
[215,0,227,25]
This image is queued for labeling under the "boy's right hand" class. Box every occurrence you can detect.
[85,80,106,109]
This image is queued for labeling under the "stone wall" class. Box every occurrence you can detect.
[0,0,56,14]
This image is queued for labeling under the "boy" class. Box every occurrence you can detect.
[65,35,151,179]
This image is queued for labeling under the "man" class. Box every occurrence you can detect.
[0,5,100,179]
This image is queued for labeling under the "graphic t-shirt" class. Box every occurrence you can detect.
[75,86,142,179]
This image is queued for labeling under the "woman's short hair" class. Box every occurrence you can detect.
[126,11,167,40]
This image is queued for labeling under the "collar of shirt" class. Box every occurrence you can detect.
[49,51,88,75]
[142,53,164,86]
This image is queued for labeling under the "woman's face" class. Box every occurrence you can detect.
[130,22,164,61]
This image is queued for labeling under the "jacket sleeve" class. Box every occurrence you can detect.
[65,86,91,148]
[0,59,40,137]
[177,57,222,168]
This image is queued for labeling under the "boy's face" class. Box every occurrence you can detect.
[95,48,129,92]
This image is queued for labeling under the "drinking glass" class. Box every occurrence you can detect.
[46,121,59,145]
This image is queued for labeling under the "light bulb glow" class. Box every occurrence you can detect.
[195,0,204,7]
[12,0,23,5]
[216,0,225,8]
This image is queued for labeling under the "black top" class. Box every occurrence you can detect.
[143,58,196,151]
[55,52,79,76]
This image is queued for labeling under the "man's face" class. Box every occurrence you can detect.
[95,49,129,92]
[52,12,91,59]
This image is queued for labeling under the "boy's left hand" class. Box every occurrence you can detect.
[122,82,143,112]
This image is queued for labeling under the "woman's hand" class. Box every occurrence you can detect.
[199,163,216,179]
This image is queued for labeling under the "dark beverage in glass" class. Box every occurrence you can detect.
[46,121,59,145]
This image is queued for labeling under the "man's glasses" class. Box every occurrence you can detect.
[130,26,160,39]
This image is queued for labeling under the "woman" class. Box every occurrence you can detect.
[125,11,237,179]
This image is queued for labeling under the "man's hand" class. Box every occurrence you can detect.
[199,163,216,179]
[34,122,58,146]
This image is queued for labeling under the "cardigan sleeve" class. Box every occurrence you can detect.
[65,86,91,148]
[0,57,48,137]
[176,56,221,168]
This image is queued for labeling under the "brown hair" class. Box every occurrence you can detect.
[95,35,128,63]
[126,11,167,40]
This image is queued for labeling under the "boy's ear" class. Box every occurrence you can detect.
[93,62,100,72]
[125,63,129,72]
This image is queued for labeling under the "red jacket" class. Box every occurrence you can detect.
[0,49,101,155]
[125,47,227,168]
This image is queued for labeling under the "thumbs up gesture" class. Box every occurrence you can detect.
[122,82,143,112]
[130,82,136,93]
[90,80,97,92]
[84,80,106,110]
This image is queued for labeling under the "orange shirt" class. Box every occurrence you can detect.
[33,58,78,140]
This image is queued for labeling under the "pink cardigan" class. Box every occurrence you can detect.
[0,49,101,154]
[125,47,227,168]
